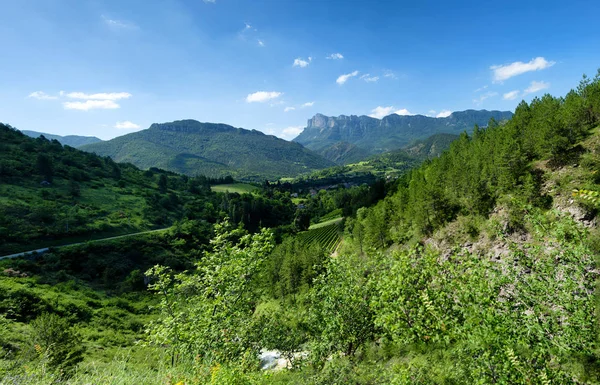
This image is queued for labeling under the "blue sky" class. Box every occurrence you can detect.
[1,0,599,140]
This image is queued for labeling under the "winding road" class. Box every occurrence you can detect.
[0,228,170,261]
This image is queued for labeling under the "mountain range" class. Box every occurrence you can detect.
[19,110,513,180]
[21,130,103,148]
[81,120,335,181]
[293,109,513,163]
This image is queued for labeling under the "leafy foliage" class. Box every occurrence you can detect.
[264,236,328,298]
[308,254,378,361]
[371,210,597,383]
[30,313,85,377]
[145,222,274,365]
[573,188,600,205]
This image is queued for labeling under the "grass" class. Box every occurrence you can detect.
[210,183,259,194]
[0,180,159,255]
[309,216,343,230]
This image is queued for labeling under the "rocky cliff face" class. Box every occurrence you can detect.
[294,109,513,163]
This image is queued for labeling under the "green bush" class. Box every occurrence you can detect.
[30,313,85,377]
[0,288,51,322]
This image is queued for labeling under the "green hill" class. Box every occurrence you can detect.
[401,132,460,159]
[360,134,459,168]
[313,141,372,164]
[21,130,102,148]
[80,120,335,181]
[292,132,460,185]
[0,123,298,254]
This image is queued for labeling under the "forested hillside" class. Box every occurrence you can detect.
[80,120,335,181]
[286,132,459,187]
[352,77,600,243]
[145,73,599,383]
[0,125,296,254]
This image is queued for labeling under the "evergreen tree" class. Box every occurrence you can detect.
[158,174,168,194]
[36,153,54,182]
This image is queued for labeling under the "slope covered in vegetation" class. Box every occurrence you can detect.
[81,120,335,181]
[1,73,600,384]
[145,73,600,383]
[0,125,300,255]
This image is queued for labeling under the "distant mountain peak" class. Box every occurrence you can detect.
[20,130,103,148]
[149,120,238,133]
[80,119,334,180]
[296,109,513,164]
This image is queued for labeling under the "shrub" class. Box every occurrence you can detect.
[30,313,85,377]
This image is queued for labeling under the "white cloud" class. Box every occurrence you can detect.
[284,107,295,112]
[369,106,414,119]
[246,91,282,103]
[301,101,314,108]
[383,70,398,79]
[436,110,452,118]
[115,121,140,130]
[369,106,395,118]
[29,90,132,110]
[473,91,499,105]
[474,85,488,93]
[63,100,120,111]
[66,92,132,100]
[523,80,550,95]
[281,126,304,139]
[240,22,255,35]
[293,57,312,68]
[361,74,379,83]
[102,15,138,29]
[327,53,344,60]
[336,70,359,85]
[257,39,265,47]
[503,90,520,100]
[395,108,413,116]
[240,22,258,35]
[28,91,57,100]
[491,57,555,82]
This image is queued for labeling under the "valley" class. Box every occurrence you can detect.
[1,74,599,384]
[2,1,600,382]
